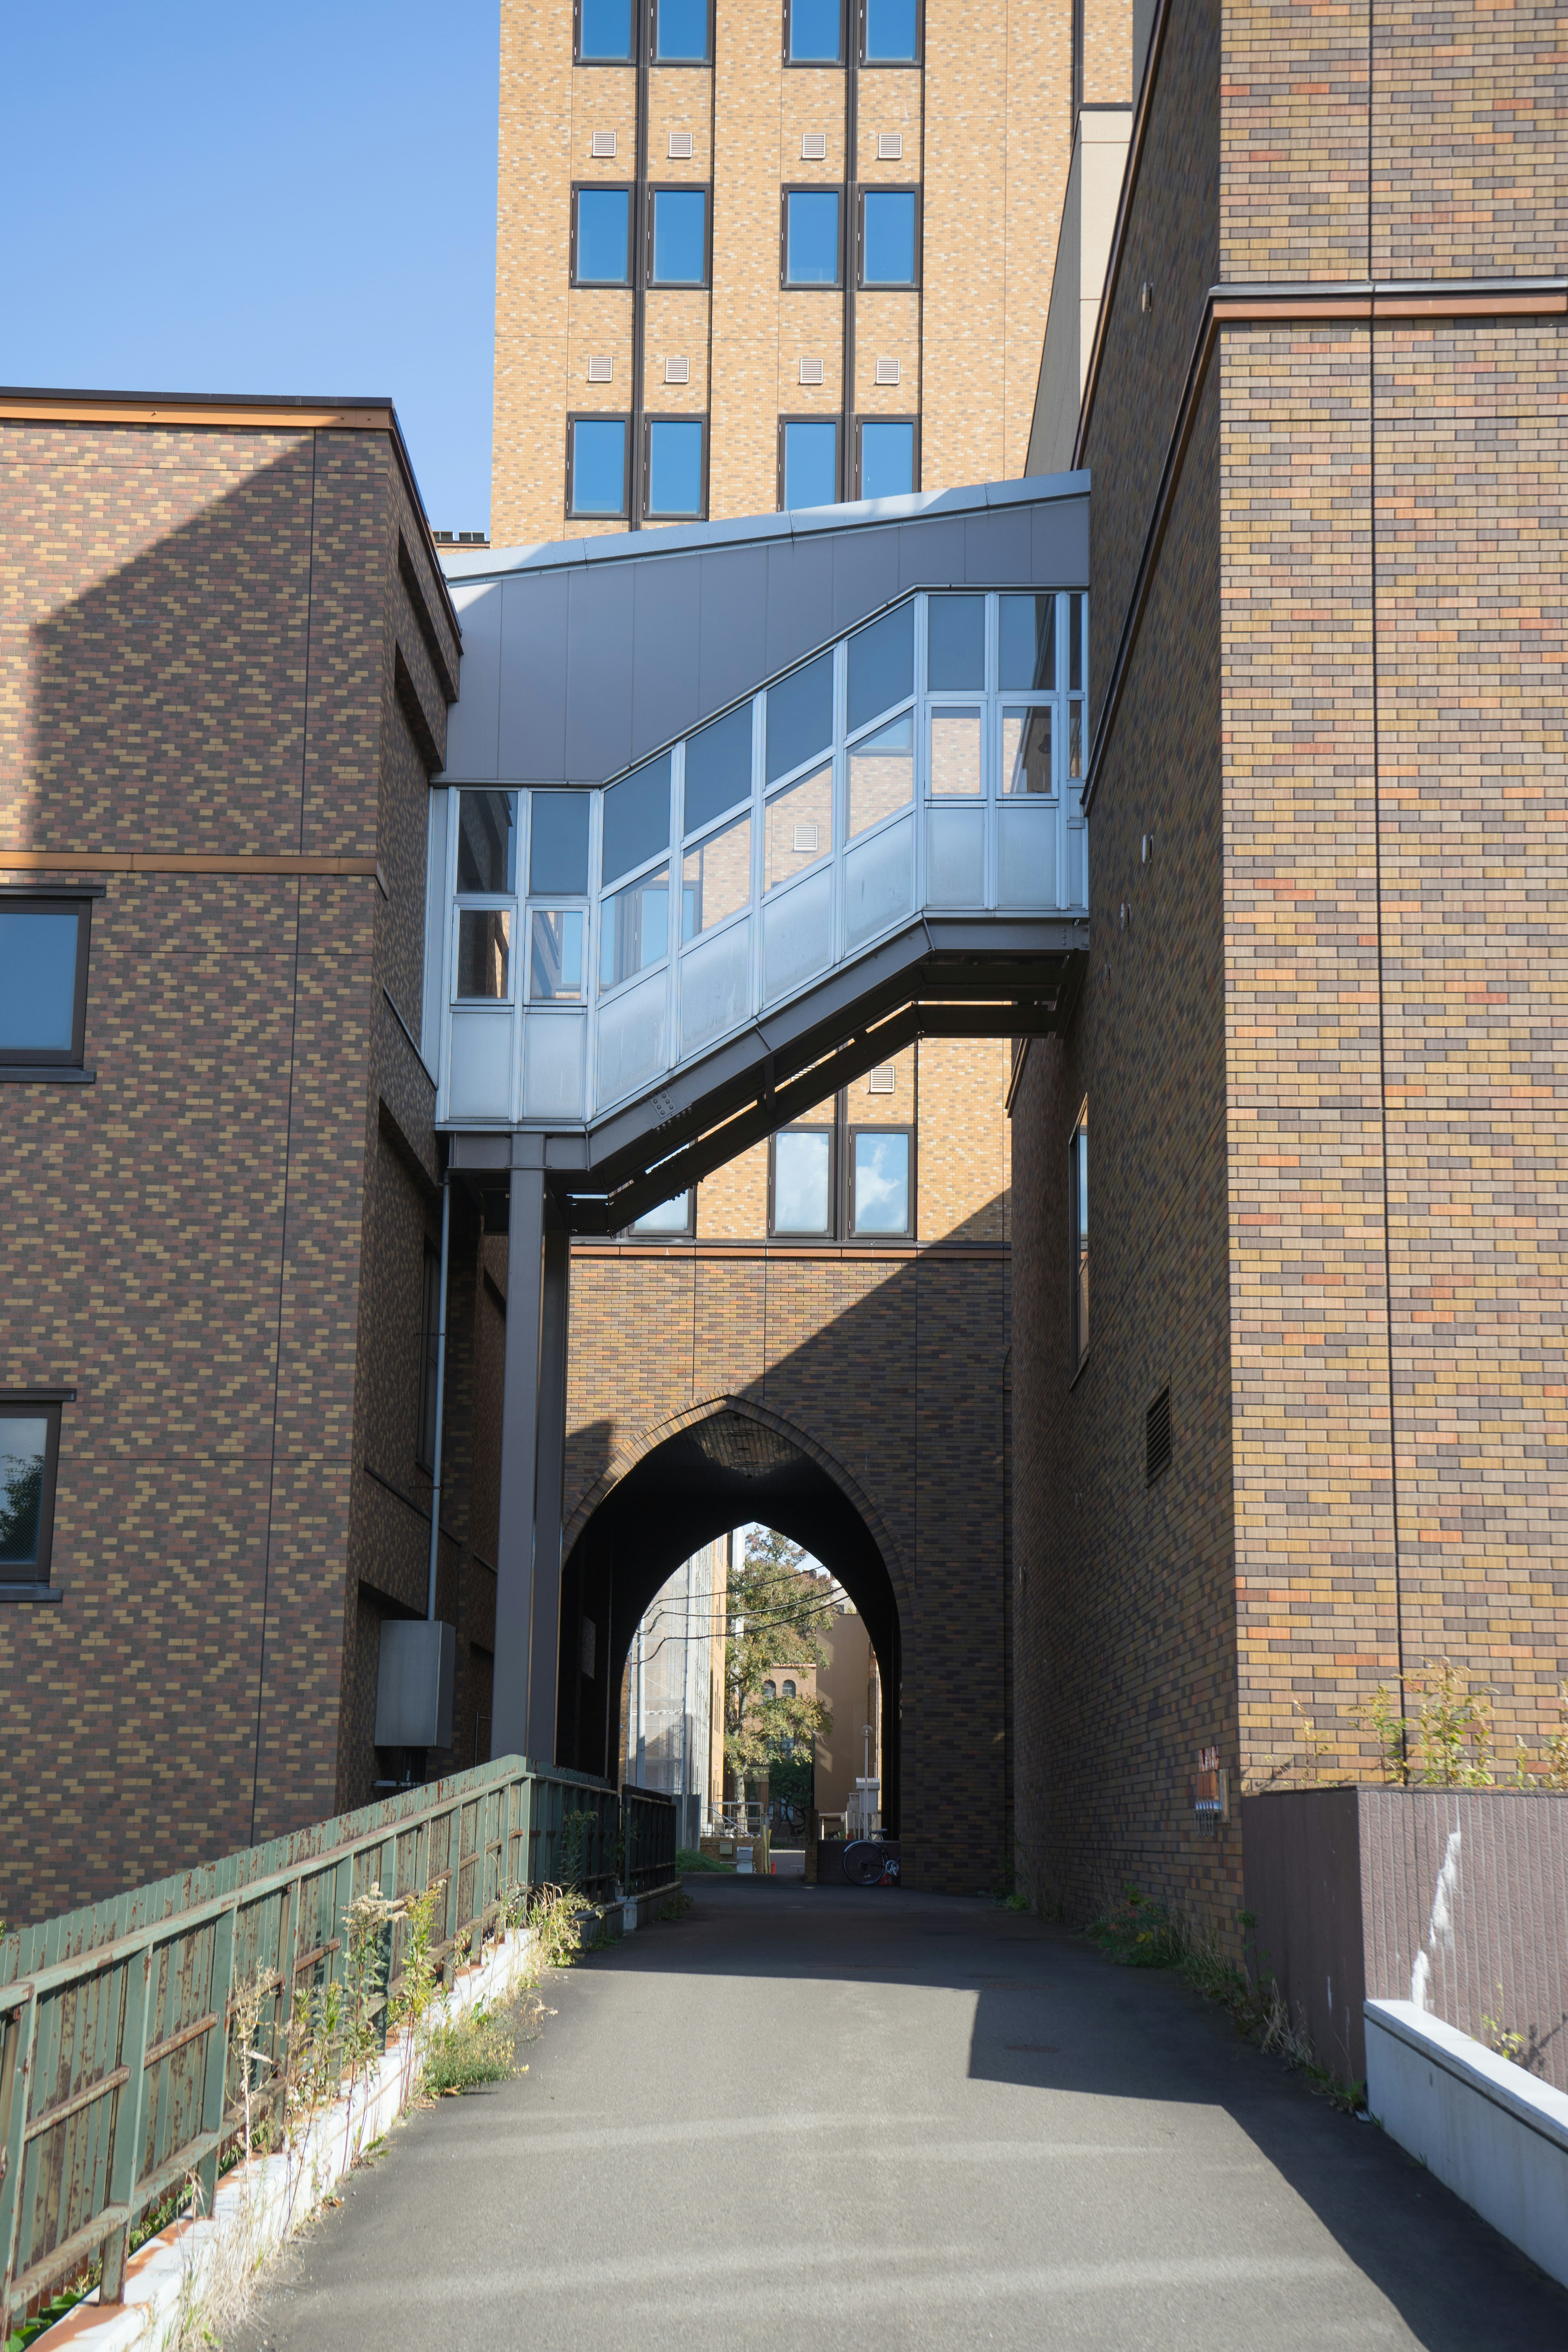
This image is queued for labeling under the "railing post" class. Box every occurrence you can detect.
[194,1904,237,2217]
[98,1949,153,2304]
[0,1993,41,2339]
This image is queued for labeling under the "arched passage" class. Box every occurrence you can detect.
[554,1403,903,1832]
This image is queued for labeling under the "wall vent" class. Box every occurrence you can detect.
[874,355,900,385]
[799,355,824,385]
[868,1064,896,1094]
[587,355,614,383]
[877,131,903,160]
[793,821,820,853]
[664,355,691,383]
[590,129,617,157]
[801,131,828,161]
[1146,1386,1172,1485]
[668,129,694,158]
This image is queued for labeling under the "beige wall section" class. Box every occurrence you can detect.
[813,1604,876,1816]
[494,0,576,547]
[918,1038,1011,1242]
[709,0,786,518]
[697,1138,768,1236]
[1082,0,1132,103]
[921,0,1008,488]
[1005,0,1076,472]
[644,289,713,409]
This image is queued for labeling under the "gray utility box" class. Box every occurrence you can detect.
[375,1619,456,1749]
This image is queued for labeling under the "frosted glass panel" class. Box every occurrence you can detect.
[844,811,912,948]
[997,803,1056,909]
[523,1013,585,1118]
[596,968,667,1106]
[680,916,751,1052]
[763,866,833,1004]
[926,806,984,906]
[848,713,913,837]
[765,763,833,889]
[929,708,982,795]
[448,1010,514,1118]
[1063,816,1088,909]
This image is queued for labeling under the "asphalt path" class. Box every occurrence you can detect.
[231,1877,1567,2351]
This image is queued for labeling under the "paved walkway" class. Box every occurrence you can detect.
[233,1880,1566,2351]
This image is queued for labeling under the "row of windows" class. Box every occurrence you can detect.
[566,411,918,521]
[571,185,919,290]
[632,1118,915,1239]
[575,0,920,67]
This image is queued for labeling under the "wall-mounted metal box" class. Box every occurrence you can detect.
[375,1619,456,1749]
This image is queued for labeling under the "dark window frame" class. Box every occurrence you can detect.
[0,1394,65,1594]
[783,0,846,65]
[779,183,845,287]
[573,0,637,62]
[651,0,714,63]
[847,1120,915,1238]
[0,887,97,1073]
[852,413,920,501]
[625,1186,697,1238]
[642,412,710,520]
[777,414,842,510]
[856,0,923,67]
[645,182,713,286]
[855,184,922,287]
[570,180,635,286]
[767,1121,838,1240]
[566,410,633,520]
[1069,1096,1089,1375]
[416,1242,441,1472]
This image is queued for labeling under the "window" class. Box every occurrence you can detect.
[779,417,839,510]
[771,1126,833,1234]
[645,417,706,518]
[567,415,630,518]
[0,893,94,1071]
[763,1680,777,1699]
[765,649,834,783]
[999,593,1057,690]
[848,712,913,836]
[1146,1386,1172,1485]
[857,417,916,499]
[1001,708,1053,795]
[846,600,913,733]
[603,755,672,886]
[682,811,751,935]
[765,763,833,885]
[457,909,512,1000]
[416,1245,441,1470]
[648,187,708,284]
[684,703,753,832]
[577,0,634,59]
[788,0,842,58]
[782,188,842,284]
[530,794,592,895]
[572,186,632,283]
[782,1679,797,1698]
[859,189,918,284]
[456,791,517,894]
[529,909,586,1000]
[601,866,670,989]
[629,1189,695,1236]
[850,1128,911,1234]
[0,1400,63,1592]
[1069,1099,1089,1371]
[929,707,982,795]
[862,0,919,59]
[927,593,985,689]
[654,0,709,59]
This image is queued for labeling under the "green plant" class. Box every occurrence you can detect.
[1479,1988,1526,2066]
[1416,1661,1494,1787]
[1359,1683,1413,1784]
[674,1846,733,1872]
[1544,1683,1568,1791]
[526,1881,599,1972]
[557,1807,600,1888]
[996,1892,1030,1913]
[1085,1884,1186,1968]
[659,1887,693,1920]
[723,1528,836,1800]
[421,2003,518,2095]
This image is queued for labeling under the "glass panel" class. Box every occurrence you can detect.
[651,189,706,284]
[789,0,841,59]
[1069,702,1083,780]
[603,755,671,884]
[846,601,913,733]
[774,1129,832,1233]
[848,712,913,837]
[681,915,751,1049]
[655,0,708,57]
[785,190,840,284]
[0,1417,47,1568]
[864,0,918,58]
[682,812,752,937]
[844,809,912,946]
[579,0,634,56]
[522,1013,585,1118]
[859,419,915,499]
[996,803,1056,908]
[684,704,752,833]
[575,187,630,282]
[929,707,982,796]
[597,968,666,1103]
[456,790,517,893]
[448,1009,513,1118]
[530,793,591,894]
[633,1192,691,1233]
[1001,706,1053,795]
[763,864,833,1001]
[570,418,627,515]
[861,190,916,284]
[646,419,704,516]
[766,651,833,782]
[927,592,985,689]
[601,865,670,989]
[852,1131,910,1234]
[457,909,512,999]
[765,763,833,887]
[1070,592,1084,691]
[925,806,984,905]
[782,418,838,509]
[529,909,586,1001]
[998,593,1056,690]
[0,908,79,1052]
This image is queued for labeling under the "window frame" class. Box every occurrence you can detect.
[642,413,709,520]
[625,1186,697,1238]
[0,1394,66,1596]
[780,184,845,287]
[645,183,712,287]
[855,185,921,287]
[570,181,635,286]
[0,887,98,1076]
[853,413,920,501]
[847,1121,914,1238]
[1069,1096,1089,1375]
[573,0,636,62]
[857,0,923,67]
[651,0,713,63]
[768,1121,837,1240]
[783,0,846,64]
[777,414,842,510]
[565,410,633,521]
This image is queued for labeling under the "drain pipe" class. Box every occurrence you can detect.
[425,1174,451,1621]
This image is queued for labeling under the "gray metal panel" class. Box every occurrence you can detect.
[766,532,836,674]
[1033,494,1091,585]
[564,564,637,780]
[440,580,502,780]
[697,542,768,718]
[897,514,966,590]
[964,505,1034,584]
[630,552,703,761]
[374,1619,456,1748]
[832,524,902,635]
[498,572,570,782]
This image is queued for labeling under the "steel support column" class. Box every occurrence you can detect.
[492,1163,571,1764]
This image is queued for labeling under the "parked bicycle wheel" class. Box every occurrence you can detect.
[843,1840,887,1886]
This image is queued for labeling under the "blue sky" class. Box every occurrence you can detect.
[1,4,499,532]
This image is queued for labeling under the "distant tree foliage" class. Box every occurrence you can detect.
[0,1448,43,1567]
[724,1527,834,1797]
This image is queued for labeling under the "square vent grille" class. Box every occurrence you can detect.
[668,129,694,158]
[801,132,827,160]
[799,355,824,385]
[590,129,617,157]
[664,355,690,384]
[868,1064,896,1094]
[875,355,900,385]
[587,355,613,383]
[1146,1386,1172,1485]
[877,131,903,159]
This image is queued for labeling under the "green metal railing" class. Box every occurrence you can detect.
[0,1756,618,2341]
[621,1785,678,1898]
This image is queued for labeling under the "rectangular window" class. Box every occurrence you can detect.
[927,592,985,690]
[572,185,633,284]
[1069,1098,1089,1372]
[416,1245,441,1471]
[847,712,913,837]
[602,754,672,886]
[645,416,706,518]
[456,791,517,894]
[601,865,670,989]
[765,649,834,783]
[765,763,833,885]
[846,599,914,733]
[771,1126,833,1235]
[1001,706,1053,795]
[629,1189,696,1236]
[0,1400,63,1589]
[0,895,93,1070]
[858,188,918,285]
[849,1127,911,1235]
[862,0,919,61]
[567,414,630,518]
[654,0,710,59]
[782,187,842,284]
[788,0,843,60]
[577,0,635,59]
[684,703,753,833]
[529,908,586,1000]
[856,416,916,500]
[682,812,752,936]
[929,707,982,795]
[999,593,1057,691]
[529,793,592,896]
[457,909,512,1000]
[779,416,840,510]
[648,187,708,284]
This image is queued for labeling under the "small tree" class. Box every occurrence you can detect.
[724,1528,834,1806]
